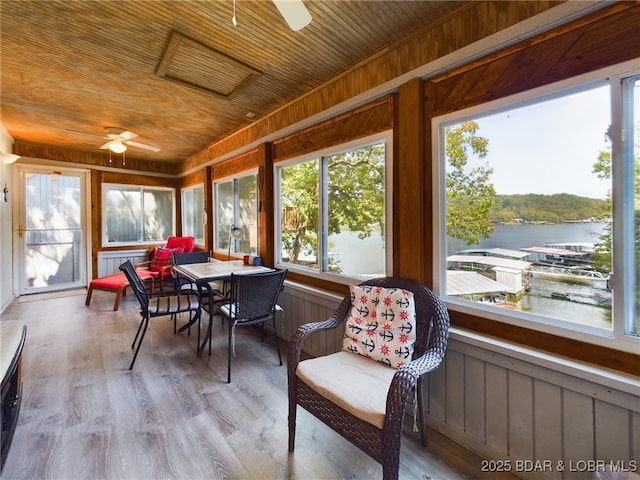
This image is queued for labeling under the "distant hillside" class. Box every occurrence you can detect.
[490,193,608,224]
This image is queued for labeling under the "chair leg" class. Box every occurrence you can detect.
[197,310,212,357]
[85,285,94,306]
[417,378,427,447]
[227,322,233,383]
[131,316,145,349]
[129,316,149,370]
[271,317,282,366]
[288,385,297,452]
[113,286,125,311]
[207,312,214,356]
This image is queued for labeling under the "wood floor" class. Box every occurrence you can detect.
[0,289,517,480]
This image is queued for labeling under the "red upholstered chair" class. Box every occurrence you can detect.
[135,236,195,289]
[165,236,196,252]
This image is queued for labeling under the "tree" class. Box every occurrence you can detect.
[591,128,640,274]
[445,121,495,245]
[591,150,614,273]
[280,144,386,268]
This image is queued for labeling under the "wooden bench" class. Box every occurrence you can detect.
[1,321,26,472]
[85,271,153,311]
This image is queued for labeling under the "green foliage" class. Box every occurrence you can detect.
[445,121,496,245]
[490,193,607,224]
[590,136,640,274]
[279,144,385,266]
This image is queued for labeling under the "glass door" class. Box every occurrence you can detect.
[17,165,89,294]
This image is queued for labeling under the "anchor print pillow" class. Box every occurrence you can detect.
[342,285,416,368]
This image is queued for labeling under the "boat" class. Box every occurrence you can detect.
[551,291,570,300]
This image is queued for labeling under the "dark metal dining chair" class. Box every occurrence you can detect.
[198,269,287,383]
[172,251,210,290]
[119,260,201,370]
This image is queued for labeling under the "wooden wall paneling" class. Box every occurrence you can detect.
[204,165,213,252]
[427,359,447,422]
[90,169,101,278]
[211,149,260,180]
[507,371,534,462]
[429,2,640,117]
[14,141,181,176]
[101,171,178,188]
[533,380,563,480]
[633,411,640,462]
[180,169,206,187]
[563,390,595,472]
[463,355,486,443]
[485,363,509,453]
[272,96,393,162]
[395,79,424,282]
[594,399,632,462]
[257,143,274,266]
[277,284,345,359]
[445,350,465,432]
[181,149,212,174]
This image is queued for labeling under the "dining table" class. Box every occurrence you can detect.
[173,259,273,284]
[173,260,274,355]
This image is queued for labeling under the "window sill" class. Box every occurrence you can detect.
[449,327,640,396]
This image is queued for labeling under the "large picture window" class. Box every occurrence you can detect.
[433,60,639,352]
[181,184,204,245]
[213,173,258,257]
[102,184,175,246]
[276,132,392,282]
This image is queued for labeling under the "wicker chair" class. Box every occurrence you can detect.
[119,260,201,370]
[199,269,287,383]
[287,277,450,480]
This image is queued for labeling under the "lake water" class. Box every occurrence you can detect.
[447,222,606,253]
[448,222,611,328]
[329,222,612,328]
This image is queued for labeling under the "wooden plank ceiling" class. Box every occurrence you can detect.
[1,0,467,165]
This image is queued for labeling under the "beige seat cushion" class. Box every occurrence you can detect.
[1,321,25,382]
[296,350,396,429]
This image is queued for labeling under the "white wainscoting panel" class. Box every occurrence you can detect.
[97,249,149,277]
[426,334,640,480]
[280,282,640,480]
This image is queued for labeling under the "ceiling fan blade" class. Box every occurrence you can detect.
[272,0,311,31]
[126,140,160,152]
[66,128,107,139]
[119,130,138,141]
[99,141,112,150]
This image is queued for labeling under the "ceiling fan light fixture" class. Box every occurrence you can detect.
[272,0,311,31]
[108,141,127,153]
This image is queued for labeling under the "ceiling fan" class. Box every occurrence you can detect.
[67,127,160,153]
[232,0,311,31]
[272,0,311,31]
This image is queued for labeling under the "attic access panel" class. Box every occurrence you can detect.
[157,31,262,100]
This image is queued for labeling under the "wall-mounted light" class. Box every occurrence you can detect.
[228,224,244,260]
[1,153,20,164]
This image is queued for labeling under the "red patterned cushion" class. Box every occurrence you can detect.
[149,246,184,272]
